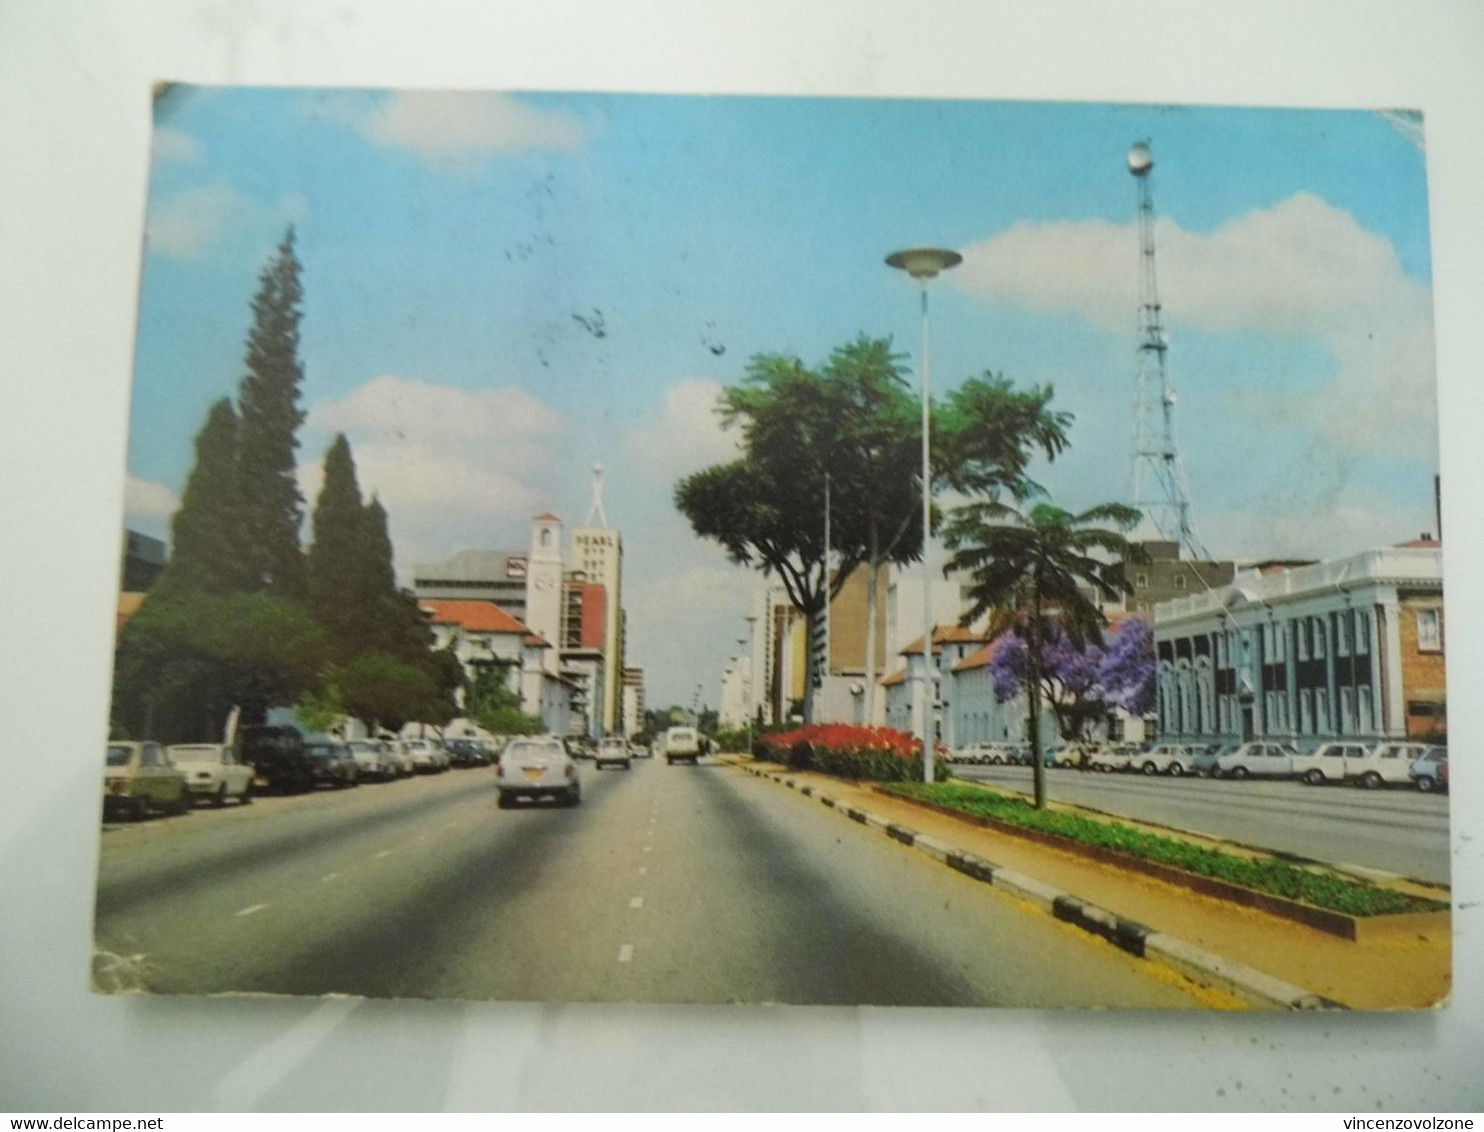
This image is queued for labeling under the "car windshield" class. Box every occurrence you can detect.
[306,745,339,759]
[106,745,133,767]
[170,747,219,763]
[505,742,563,762]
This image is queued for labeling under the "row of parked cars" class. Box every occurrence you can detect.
[102,729,502,821]
[950,739,1450,792]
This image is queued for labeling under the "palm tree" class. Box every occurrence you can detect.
[943,498,1145,809]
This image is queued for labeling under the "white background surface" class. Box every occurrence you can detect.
[1,0,1482,1112]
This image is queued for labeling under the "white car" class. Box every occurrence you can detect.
[664,726,702,765]
[496,737,581,808]
[1087,745,1138,772]
[166,743,254,806]
[1215,741,1301,779]
[1348,741,1435,789]
[594,737,631,770]
[1132,744,1199,776]
[346,740,397,781]
[1290,741,1367,785]
[399,738,443,773]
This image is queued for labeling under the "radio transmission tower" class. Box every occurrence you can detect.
[1127,140,1207,560]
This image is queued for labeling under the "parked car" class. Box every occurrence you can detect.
[595,736,632,770]
[1134,743,1198,776]
[346,740,397,781]
[630,741,652,759]
[236,725,317,793]
[399,738,444,773]
[1189,743,1229,778]
[103,741,191,820]
[442,738,485,768]
[1088,745,1139,773]
[496,737,581,808]
[166,743,254,806]
[1290,741,1367,785]
[1410,747,1448,792]
[304,740,360,788]
[1348,741,1435,789]
[664,726,702,765]
[1214,741,1302,779]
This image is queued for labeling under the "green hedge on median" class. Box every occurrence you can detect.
[881,782,1448,918]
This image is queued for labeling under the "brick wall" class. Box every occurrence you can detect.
[1398,592,1446,740]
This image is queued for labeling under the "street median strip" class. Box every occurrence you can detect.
[737,761,1345,1011]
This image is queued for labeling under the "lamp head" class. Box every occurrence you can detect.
[886,247,963,280]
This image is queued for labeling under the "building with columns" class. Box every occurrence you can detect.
[1151,544,1444,747]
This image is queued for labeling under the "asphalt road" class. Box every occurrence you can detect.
[93,759,1200,1007]
[949,763,1451,885]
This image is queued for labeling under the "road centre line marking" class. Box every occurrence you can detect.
[235,904,268,917]
[320,873,338,883]
[618,944,635,963]
[643,845,652,853]
[374,850,394,859]
[638,866,648,876]
[629,896,644,909]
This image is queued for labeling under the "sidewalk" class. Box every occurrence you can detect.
[723,757,1450,1010]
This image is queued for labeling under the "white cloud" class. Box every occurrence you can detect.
[621,379,741,482]
[1206,500,1436,563]
[954,193,1436,457]
[123,474,179,519]
[302,375,568,573]
[152,127,201,164]
[145,183,245,260]
[303,91,585,171]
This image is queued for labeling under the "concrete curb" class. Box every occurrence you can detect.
[737,762,1344,1011]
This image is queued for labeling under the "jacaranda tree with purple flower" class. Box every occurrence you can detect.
[987,616,1155,742]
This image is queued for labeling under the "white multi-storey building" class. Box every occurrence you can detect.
[571,526,623,731]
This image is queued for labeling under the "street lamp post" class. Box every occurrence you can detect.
[886,247,962,785]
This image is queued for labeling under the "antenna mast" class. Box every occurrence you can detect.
[1128,140,1207,560]
[586,463,609,529]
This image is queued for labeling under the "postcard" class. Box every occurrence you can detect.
[97,87,1447,1009]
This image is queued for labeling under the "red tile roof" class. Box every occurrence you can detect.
[524,633,552,649]
[1396,537,1441,548]
[952,643,995,673]
[899,624,992,655]
[879,667,908,687]
[418,599,528,635]
[534,512,561,522]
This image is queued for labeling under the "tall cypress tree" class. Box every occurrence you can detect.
[307,434,371,660]
[237,226,308,599]
[153,397,252,597]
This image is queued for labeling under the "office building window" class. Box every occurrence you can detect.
[1416,608,1442,652]
[1316,688,1331,733]
[1336,612,1350,656]
[1356,612,1369,654]
[1358,686,1373,734]
[1300,688,1313,734]
[1313,618,1327,659]
[1340,686,1354,734]
[1297,620,1309,660]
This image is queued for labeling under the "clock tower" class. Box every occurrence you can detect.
[526,512,564,673]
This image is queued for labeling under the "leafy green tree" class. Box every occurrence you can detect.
[307,434,375,660]
[152,398,254,598]
[237,227,308,599]
[338,653,437,734]
[943,498,1143,809]
[113,592,328,742]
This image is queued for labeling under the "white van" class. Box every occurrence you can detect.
[664,726,701,765]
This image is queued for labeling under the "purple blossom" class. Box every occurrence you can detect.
[986,616,1155,722]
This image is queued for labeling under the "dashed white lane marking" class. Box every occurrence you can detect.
[618,944,635,963]
[629,896,644,909]
[642,845,653,853]
[374,850,394,859]
[320,873,338,883]
[445,821,462,830]
[235,904,268,917]
[638,866,648,876]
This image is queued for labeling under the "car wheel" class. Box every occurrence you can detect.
[213,785,228,808]
[623,760,632,770]
[1141,761,1157,775]
[497,793,513,809]
[1230,766,1249,780]
[1167,763,1184,777]
[240,785,253,805]
[1415,774,1436,792]
[567,786,581,807]
[1361,771,1383,790]
[170,788,192,816]
[1304,769,1325,786]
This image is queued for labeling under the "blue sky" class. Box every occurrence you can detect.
[124,89,1438,708]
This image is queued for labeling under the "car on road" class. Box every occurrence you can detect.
[1410,747,1448,792]
[1349,741,1436,789]
[166,743,255,806]
[104,741,191,820]
[630,740,652,759]
[496,737,581,807]
[664,726,702,765]
[1133,743,1199,776]
[1087,744,1139,773]
[1290,741,1367,785]
[442,738,488,768]
[399,738,444,774]
[594,736,632,770]
[346,740,398,781]
[1214,741,1302,779]
[305,740,360,788]
[236,725,317,793]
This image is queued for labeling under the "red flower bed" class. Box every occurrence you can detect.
[756,723,950,782]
